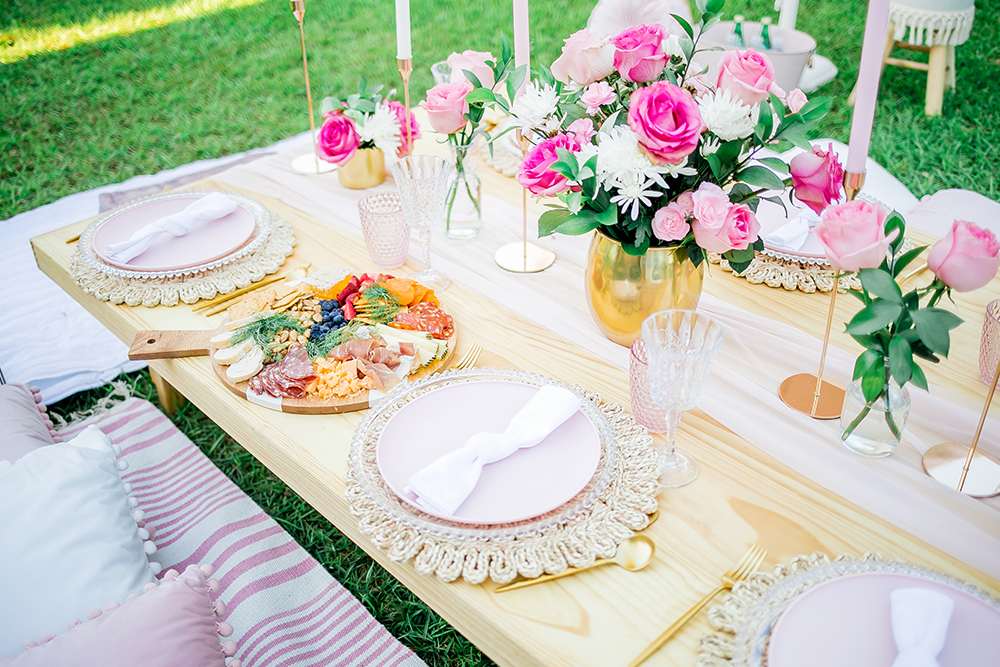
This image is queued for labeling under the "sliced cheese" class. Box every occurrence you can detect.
[226,346,265,383]
[373,324,432,342]
[225,310,274,332]
[213,339,254,366]
[210,330,237,349]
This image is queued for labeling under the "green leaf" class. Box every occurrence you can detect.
[463,70,484,89]
[910,362,929,391]
[847,288,867,304]
[797,96,832,122]
[600,110,621,135]
[754,99,774,144]
[557,213,602,235]
[910,307,964,356]
[686,243,705,267]
[725,248,756,274]
[761,195,787,216]
[891,245,928,278]
[679,36,695,63]
[777,123,811,151]
[737,166,785,191]
[672,13,695,38]
[538,208,572,236]
[845,300,903,335]
[859,268,903,303]
[706,153,723,179]
[884,211,905,255]
[853,348,882,381]
[705,0,725,16]
[506,65,527,103]
[888,336,913,386]
[861,362,886,404]
[565,189,583,213]
[464,88,496,106]
[758,157,789,175]
[500,32,512,65]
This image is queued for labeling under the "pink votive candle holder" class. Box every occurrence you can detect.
[630,338,669,433]
[358,192,411,269]
[980,299,1000,385]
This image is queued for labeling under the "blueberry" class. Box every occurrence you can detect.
[322,312,333,322]
[320,300,333,311]
[332,314,345,325]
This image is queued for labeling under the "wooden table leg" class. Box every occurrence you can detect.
[149,367,186,416]
[926,45,947,116]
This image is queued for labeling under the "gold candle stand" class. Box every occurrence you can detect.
[494,131,556,273]
[778,171,867,419]
[288,0,335,175]
[397,58,413,156]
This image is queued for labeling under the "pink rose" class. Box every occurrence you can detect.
[692,182,729,229]
[420,82,473,135]
[687,73,713,99]
[581,81,616,115]
[814,200,897,272]
[387,100,421,157]
[694,203,760,252]
[552,29,615,87]
[717,48,776,106]
[518,133,582,197]
[927,220,1000,292]
[447,50,496,89]
[567,118,596,143]
[317,111,359,166]
[786,88,808,114]
[652,204,691,242]
[674,191,695,217]
[627,82,705,164]
[612,24,668,83]
[790,143,844,215]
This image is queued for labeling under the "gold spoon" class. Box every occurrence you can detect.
[494,511,659,593]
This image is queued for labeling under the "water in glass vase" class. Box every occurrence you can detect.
[445,144,482,240]
[839,379,911,458]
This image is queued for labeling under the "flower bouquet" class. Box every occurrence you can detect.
[814,206,1000,456]
[317,78,420,189]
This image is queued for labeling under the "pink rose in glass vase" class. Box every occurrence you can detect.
[517,134,582,197]
[694,202,760,252]
[627,82,705,164]
[927,220,1000,292]
[717,48,776,106]
[447,50,496,89]
[420,82,473,135]
[551,29,615,86]
[652,204,690,242]
[317,111,360,166]
[790,143,844,215]
[612,24,668,83]
[581,81,617,115]
[814,200,897,272]
[387,100,421,157]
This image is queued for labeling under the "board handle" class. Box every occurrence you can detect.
[129,330,214,361]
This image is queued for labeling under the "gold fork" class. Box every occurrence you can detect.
[627,545,767,667]
[450,343,483,372]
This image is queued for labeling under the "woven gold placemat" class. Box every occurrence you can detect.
[69,215,295,307]
[345,390,661,585]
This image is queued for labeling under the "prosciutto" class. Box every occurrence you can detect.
[250,346,317,399]
[328,336,400,370]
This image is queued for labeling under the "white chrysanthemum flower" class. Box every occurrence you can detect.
[697,89,759,141]
[596,126,692,189]
[358,102,401,155]
[663,34,686,63]
[700,136,721,156]
[609,175,662,220]
[510,82,560,132]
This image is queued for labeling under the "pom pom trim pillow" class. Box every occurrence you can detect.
[8,564,239,667]
[0,425,159,657]
[0,385,57,464]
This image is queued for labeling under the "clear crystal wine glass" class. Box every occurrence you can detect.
[390,155,454,290]
[641,310,725,488]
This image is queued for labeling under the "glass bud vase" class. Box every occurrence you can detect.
[445,143,482,240]
[839,378,911,458]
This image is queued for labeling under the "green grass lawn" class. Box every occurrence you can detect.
[5,0,999,663]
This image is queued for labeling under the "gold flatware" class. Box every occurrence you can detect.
[197,263,311,316]
[494,533,656,593]
[898,261,928,285]
[627,544,767,667]
[450,343,483,372]
[66,232,82,244]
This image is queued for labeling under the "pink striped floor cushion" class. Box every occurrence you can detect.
[59,398,426,667]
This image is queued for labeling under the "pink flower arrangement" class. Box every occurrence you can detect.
[612,24,668,83]
[387,100,420,158]
[717,49,777,106]
[448,50,496,89]
[814,200,895,272]
[552,29,615,87]
[518,134,583,197]
[928,220,1000,292]
[627,82,705,164]
[652,204,690,242]
[790,143,844,215]
[317,111,359,166]
[581,82,616,115]
[316,81,420,164]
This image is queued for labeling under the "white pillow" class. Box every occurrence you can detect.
[0,425,159,657]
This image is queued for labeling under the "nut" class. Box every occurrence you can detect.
[312,313,323,323]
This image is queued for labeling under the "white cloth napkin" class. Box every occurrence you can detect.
[762,209,820,251]
[403,385,581,516]
[104,192,238,263]
[890,588,955,667]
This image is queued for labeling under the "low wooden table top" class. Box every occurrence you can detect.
[32,166,999,666]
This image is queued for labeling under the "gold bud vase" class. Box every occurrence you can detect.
[585,230,705,346]
[338,148,386,189]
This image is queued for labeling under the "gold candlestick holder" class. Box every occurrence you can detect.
[778,170,867,419]
[288,0,335,175]
[397,58,413,156]
[922,353,1000,498]
[495,131,556,273]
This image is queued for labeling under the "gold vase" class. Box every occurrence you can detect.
[338,148,386,189]
[585,230,705,346]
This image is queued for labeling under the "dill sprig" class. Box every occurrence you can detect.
[354,284,400,325]
[306,320,367,359]
[230,313,304,349]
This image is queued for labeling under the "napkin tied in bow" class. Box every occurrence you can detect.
[762,209,821,252]
[104,192,239,263]
[890,588,955,667]
[404,385,581,515]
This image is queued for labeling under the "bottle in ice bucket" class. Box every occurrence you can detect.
[728,15,745,47]
[761,16,772,50]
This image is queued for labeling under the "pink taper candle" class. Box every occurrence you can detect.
[513,0,530,96]
[845,0,891,174]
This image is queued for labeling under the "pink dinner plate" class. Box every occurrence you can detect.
[91,195,257,270]
[768,572,1000,667]
[376,380,601,525]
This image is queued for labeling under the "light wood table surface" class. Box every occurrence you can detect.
[32,165,1000,667]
